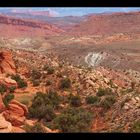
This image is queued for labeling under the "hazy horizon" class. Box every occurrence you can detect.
[0,7,140,17]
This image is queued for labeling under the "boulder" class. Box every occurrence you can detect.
[12,126,26,133]
[4,78,17,87]
[3,100,28,126]
[10,100,28,115]
[3,112,26,126]
[0,114,12,133]
[0,75,17,88]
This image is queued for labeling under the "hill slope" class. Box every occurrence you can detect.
[69,11,140,36]
[0,14,64,38]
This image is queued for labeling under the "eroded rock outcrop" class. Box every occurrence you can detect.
[0,94,5,113]
[0,114,12,133]
[3,100,28,127]
[0,51,16,74]
[0,75,17,87]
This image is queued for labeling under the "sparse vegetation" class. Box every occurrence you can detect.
[69,94,82,107]
[46,80,52,86]
[97,87,113,97]
[9,86,16,93]
[0,84,7,95]
[3,93,15,107]
[100,96,116,110]
[86,96,100,104]
[30,69,42,80]
[11,74,27,88]
[24,122,46,133]
[59,77,71,89]
[32,80,40,87]
[28,92,58,121]
[53,107,93,133]
[131,120,140,133]
[47,90,61,108]
[43,65,55,74]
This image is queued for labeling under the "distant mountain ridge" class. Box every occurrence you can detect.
[68,11,140,36]
[0,14,64,38]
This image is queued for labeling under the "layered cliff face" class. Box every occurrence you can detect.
[69,11,140,36]
[0,15,64,38]
[0,51,16,75]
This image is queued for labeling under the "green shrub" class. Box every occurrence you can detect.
[28,92,56,121]
[24,122,46,133]
[43,65,55,75]
[60,78,71,89]
[53,107,93,133]
[29,104,55,121]
[97,87,113,97]
[0,84,7,95]
[9,86,16,93]
[11,74,27,88]
[3,93,14,107]
[86,96,100,104]
[11,74,21,82]
[100,96,116,110]
[131,120,140,133]
[18,80,27,88]
[47,67,55,75]
[31,69,42,80]
[32,80,40,87]
[47,90,61,108]
[69,94,82,107]
[46,80,52,86]
[43,64,49,71]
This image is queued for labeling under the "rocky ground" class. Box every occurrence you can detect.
[0,48,139,133]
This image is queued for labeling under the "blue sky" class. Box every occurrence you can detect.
[0,7,140,17]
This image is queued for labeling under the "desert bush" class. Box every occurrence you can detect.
[59,77,71,89]
[56,72,63,78]
[0,84,7,95]
[47,90,61,108]
[24,122,46,133]
[46,80,52,86]
[43,64,49,71]
[96,87,113,97]
[43,65,55,75]
[100,96,116,110]
[11,74,21,82]
[28,92,56,121]
[31,69,42,80]
[86,96,100,104]
[9,86,16,93]
[131,120,140,133]
[3,93,15,107]
[47,67,55,75]
[29,103,55,122]
[11,74,27,88]
[18,80,27,88]
[69,94,82,107]
[53,107,93,133]
[32,80,40,87]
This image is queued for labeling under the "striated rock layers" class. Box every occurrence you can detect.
[0,51,16,75]
[3,100,28,127]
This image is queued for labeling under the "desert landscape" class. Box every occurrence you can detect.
[0,8,140,133]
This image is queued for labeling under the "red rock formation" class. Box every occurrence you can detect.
[0,14,64,38]
[0,76,17,88]
[0,51,16,75]
[69,11,140,36]
[3,100,28,126]
[0,94,5,113]
[0,114,12,133]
